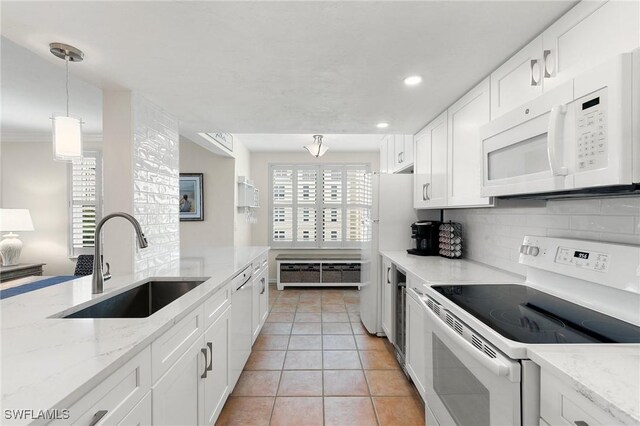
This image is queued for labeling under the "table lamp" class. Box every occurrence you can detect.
[0,209,35,266]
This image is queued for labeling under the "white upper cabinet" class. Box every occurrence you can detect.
[380,136,390,174]
[447,77,494,208]
[414,111,447,209]
[542,0,640,91]
[490,35,544,120]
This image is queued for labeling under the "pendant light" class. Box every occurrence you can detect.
[50,42,84,162]
[304,135,329,158]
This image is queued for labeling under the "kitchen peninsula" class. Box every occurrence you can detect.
[1,246,269,425]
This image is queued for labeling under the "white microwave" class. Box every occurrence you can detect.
[480,49,639,198]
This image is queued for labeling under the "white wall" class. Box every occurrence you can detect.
[250,150,379,280]
[0,142,75,275]
[233,138,252,246]
[179,136,235,249]
[445,197,640,276]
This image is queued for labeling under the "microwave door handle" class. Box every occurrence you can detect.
[423,303,514,380]
[547,105,568,176]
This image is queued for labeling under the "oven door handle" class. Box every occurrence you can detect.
[423,301,515,380]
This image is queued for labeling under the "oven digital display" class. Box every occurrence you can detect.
[574,251,589,260]
[582,97,600,110]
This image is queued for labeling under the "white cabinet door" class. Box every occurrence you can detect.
[392,135,414,173]
[203,306,231,425]
[414,129,432,209]
[117,391,151,426]
[414,112,448,209]
[490,35,543,120]
[380,137,389,174]
[447,77,494,208]
[381,258,394,344]
[152,337,204,426]
[251,272,261,343]
[543,0,640,91]
[405,290,426,399]
[259,268,269,324]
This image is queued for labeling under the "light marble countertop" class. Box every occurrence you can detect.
[0,246,269,422]
[528,345,640,425]
[380,250,524,285]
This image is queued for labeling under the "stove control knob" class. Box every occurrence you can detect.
[520,244,540,256]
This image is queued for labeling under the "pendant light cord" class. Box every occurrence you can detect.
[65,54,70,117]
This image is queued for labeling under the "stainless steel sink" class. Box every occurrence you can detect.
[62,279,207,319]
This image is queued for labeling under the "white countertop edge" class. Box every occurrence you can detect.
[527,345,640,425]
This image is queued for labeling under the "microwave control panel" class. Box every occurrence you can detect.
[555,246,610,273]
[576,89,607,171]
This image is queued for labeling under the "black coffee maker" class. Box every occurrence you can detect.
[407,221,441,256]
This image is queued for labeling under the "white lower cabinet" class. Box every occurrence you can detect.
[49,347,152,426]
[540,369,619,426]
[203,306,231,425]
[381,257,394,343]
[152,336,205,425]
[252,266,269,343]
[405,288,426,399]
[118,391,152,426]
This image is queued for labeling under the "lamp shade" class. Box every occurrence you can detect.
[52,113,83,161]
[0,209,35,232]
[304,135,329,158]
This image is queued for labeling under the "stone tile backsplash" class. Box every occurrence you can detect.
[132,94,180,272]
[445,197,640,276]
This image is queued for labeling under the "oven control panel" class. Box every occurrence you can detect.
[555,246,610,272]
[575,89,607,172]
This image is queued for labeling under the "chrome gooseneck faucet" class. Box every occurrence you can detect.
[92,212,149,294]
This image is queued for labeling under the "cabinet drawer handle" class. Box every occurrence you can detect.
[422,183,430,201]
[530,58,541,86]
[200,348,208,378]
[386,267,391,284]
[574,422,589,426]
[89,410,108,426]
[543,49,553,78]
[206,342,213,372]
[260,277,266,294]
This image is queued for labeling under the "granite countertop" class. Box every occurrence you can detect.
[0,246,269,422]
[528,345,640,425]
[380,250,523,285]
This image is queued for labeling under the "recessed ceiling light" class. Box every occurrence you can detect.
[376,122,389,129]
[404,75,423,86]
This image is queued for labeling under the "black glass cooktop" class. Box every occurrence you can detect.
[432,284,640,344]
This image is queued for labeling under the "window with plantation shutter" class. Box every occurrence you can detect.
[68,152,102,257]
[270,164,371,249]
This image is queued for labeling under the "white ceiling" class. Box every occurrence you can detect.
[1,1,575,146]
[237,134,383,152]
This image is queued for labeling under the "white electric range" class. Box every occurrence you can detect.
[415,236,640,426]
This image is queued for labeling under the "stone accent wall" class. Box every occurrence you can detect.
[132,94,180,271]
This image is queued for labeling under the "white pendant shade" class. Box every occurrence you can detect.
[304,135,329,157]
[52,114,83,161]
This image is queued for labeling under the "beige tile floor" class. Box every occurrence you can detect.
[216,286,425,426]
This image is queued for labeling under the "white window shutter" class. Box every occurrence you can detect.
[69,152,102,257]
[270,164,370,249]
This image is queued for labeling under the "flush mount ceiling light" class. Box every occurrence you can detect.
[304,135,329,158]
[376,122,389,129]
[403,75,423,86]
[50,42,84,162]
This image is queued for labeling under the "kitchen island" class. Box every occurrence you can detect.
[0,246,269,425]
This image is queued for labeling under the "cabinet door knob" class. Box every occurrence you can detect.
[200,348,208,378]
[206,342,213,372]
[89,410,108,426]
[543,49,554,78]
[530,58,541,86]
